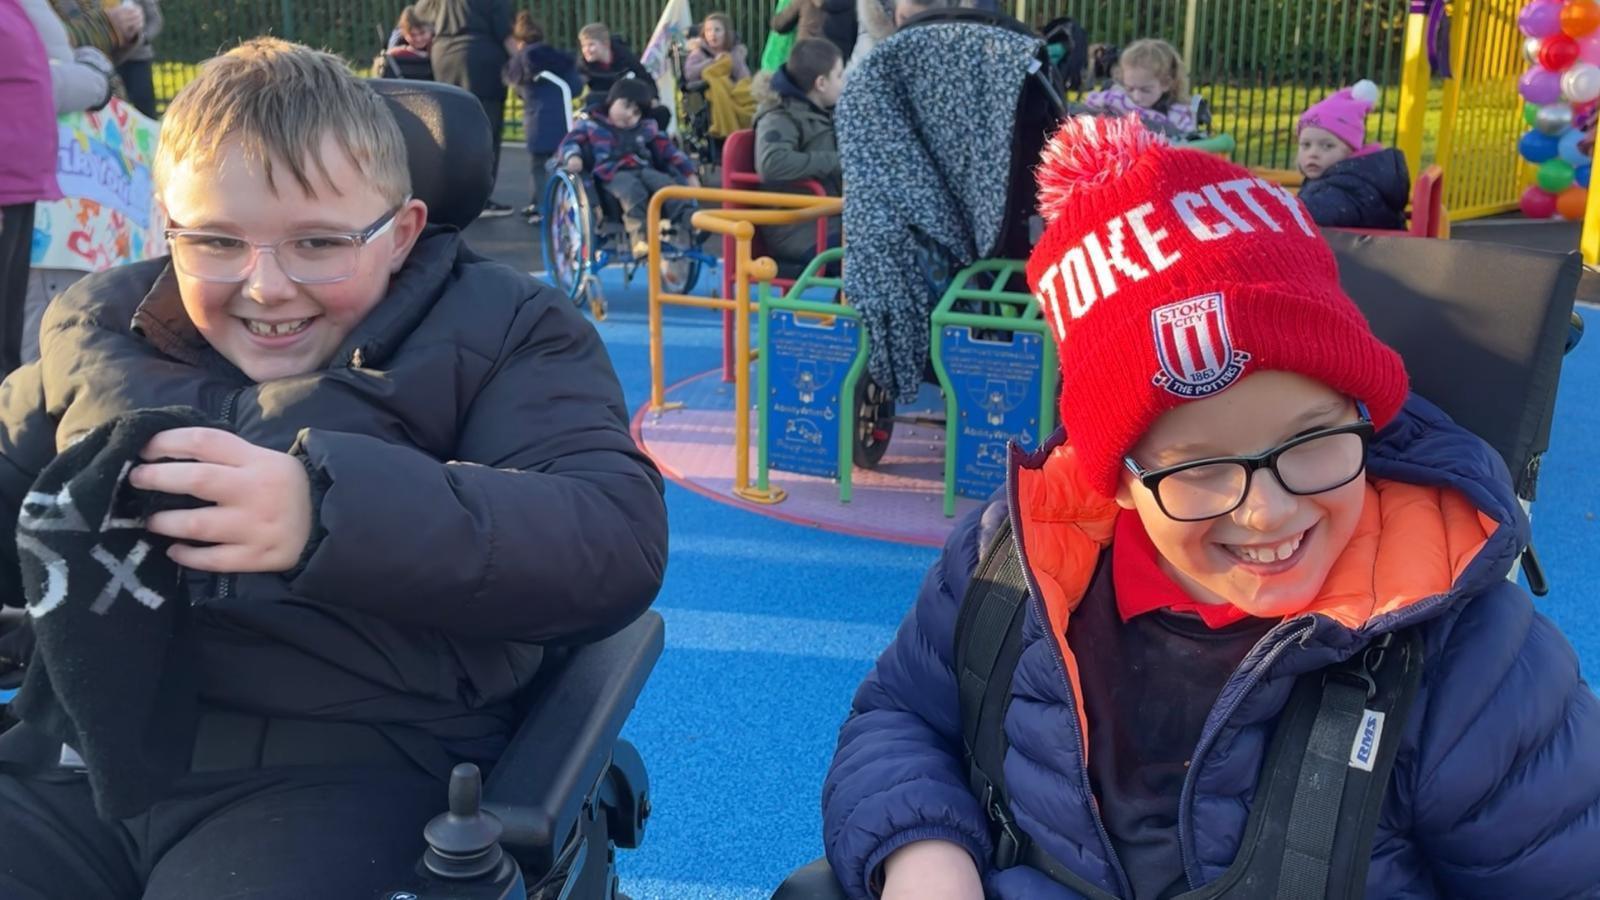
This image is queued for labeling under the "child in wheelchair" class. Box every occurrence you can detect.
[819,115,1600,898]
[558,78,703,260]
[0,38,667,898]
[684,12,757,150]
[1080,38,1210,140]
[372,4,434,80]
[685,12,752,83]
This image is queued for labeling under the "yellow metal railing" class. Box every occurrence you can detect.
[1399,0,1527,222]
[645,187,843,504]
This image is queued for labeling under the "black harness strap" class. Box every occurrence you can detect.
[954,521,1033,868]
[1276,673,1368,894]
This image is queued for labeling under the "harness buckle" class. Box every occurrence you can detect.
[1328,632,1396,701]
[982,782,1026,869]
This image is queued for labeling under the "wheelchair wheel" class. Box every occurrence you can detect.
[542,171,593,305]
[660,249,702,296]
[853,375,896,469]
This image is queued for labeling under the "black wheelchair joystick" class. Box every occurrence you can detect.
[424,764,505,880]
[383,763,526,900]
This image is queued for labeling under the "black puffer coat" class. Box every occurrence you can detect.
[0,227,669,763]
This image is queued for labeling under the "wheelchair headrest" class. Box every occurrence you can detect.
[1327,231,1581,497]
[368,79,494,231]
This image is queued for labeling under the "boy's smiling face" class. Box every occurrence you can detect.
[1116,371,1369,618]
[161,134,426,382]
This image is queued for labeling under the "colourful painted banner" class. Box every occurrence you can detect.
[31,98,165,273]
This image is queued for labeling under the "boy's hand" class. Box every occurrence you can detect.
[129,428,313,574]
[565,156,584,174]
[685,173,702,188]
[881,841,983,900]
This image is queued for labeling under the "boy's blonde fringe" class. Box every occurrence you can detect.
[154,38,411,206]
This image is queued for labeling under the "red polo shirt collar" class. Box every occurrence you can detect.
[1111,509,1252,630]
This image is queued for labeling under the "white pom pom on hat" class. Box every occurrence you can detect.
[1349,79,1380,106]
[1035,113,1169,225]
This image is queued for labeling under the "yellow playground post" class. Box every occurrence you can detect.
[645,187,842,504]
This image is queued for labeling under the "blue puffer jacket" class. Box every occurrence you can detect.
[1299,147,1411,231]
[823,396,1600,898]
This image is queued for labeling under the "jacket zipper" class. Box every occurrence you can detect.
[1173,620,1316,889]
[211,387,245,603]
[1003,455,1134,899]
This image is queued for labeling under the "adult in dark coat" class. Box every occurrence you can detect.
[419,0,514,214]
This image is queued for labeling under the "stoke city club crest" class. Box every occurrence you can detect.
[1149,293,1252,398]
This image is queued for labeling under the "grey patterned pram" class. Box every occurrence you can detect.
[835,8,1066,402]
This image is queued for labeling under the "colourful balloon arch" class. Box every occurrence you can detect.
[1519,0,1600,219]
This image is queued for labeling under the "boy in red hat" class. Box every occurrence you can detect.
[819,114,1600,898]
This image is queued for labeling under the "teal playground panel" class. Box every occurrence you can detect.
[929,260,1059,517]
[757,253,1059,514]
[755,250,871,502]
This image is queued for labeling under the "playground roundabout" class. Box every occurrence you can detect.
[632,369,982,546]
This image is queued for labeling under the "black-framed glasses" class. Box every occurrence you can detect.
[1123,401,1375,522]
[163,199,408,285]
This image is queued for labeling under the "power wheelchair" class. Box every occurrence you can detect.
[372,78,668,900]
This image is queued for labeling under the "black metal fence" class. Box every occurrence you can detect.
[150,0,1412,169]
[1027,0,1411,167]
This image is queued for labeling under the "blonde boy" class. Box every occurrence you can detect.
[0,38,665,896]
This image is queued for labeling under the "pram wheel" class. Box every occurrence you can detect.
[853,376,896,469]
[542,171,594,307]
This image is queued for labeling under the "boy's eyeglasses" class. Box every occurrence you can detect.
[1122,402,1375,522]
[163,199,409,285]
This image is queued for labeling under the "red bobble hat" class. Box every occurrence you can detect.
[1025,114,1409,498]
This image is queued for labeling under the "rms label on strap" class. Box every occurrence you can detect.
[1349,709,1386,772]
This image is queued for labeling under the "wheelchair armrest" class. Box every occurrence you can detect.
[482,610,664,876]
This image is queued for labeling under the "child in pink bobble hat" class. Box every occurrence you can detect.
[1297,79,1411,229]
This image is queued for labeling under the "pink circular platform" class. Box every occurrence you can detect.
[632,369,984,546]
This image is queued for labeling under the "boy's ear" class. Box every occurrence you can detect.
[387,197,430,273]
[1113,471,1138,511]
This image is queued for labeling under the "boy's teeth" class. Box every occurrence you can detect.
[1229,533,1303,564]
[245,318,310,337]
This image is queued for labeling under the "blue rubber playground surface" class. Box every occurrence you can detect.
[469,158,1600,898]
